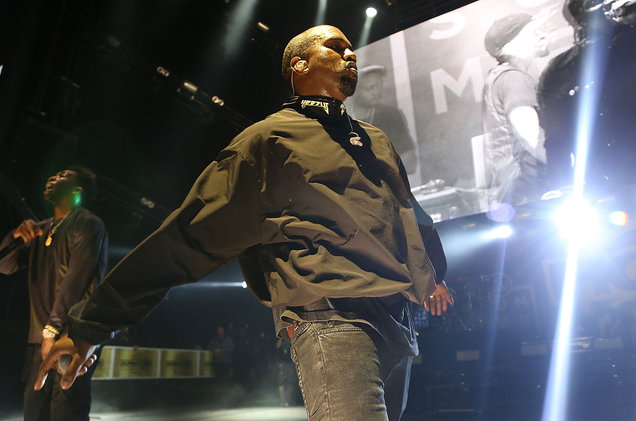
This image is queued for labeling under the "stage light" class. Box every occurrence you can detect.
[315,0,327,25]
[242,281,247,288]
[182,81,199,95]
[487,224,513,239]
[257,22,270,32]
[542,14,607,418]
[541,240,580,421]
[608,211,628,226]
[553,199,599,243]
[177,81,199,100]
[223,0,259,58]
[359,7,377,46]
[155,65,170,78]
[140,197,156,209]
[211,95,225,107]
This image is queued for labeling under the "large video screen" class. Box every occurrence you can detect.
[346,0,636,222]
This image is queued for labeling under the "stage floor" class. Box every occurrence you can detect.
[2,406,308,421]
[3,405,635,421]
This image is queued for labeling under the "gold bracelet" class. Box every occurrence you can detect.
[42,328,56,339]
[44,324,60,336]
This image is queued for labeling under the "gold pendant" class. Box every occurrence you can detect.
[45,236,52,247]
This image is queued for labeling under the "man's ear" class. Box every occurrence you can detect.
[290,56,308,73]
[71,186,83,206]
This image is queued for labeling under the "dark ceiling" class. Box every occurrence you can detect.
[0,0,475,247]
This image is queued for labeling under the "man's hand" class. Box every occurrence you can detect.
[13,219,42,243]
[424,281,454,316]
[34,335,98,391]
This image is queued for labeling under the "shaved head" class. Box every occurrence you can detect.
[281,25,338,84]
[281,25,357,100]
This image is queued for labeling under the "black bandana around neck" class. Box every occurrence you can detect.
[282,96,347,120]
[281,95,383,185]
[282,95,366,147]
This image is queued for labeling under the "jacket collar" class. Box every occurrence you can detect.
[282,95,347,119]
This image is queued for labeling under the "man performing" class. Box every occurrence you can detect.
[482,13,549,206]
[0,167,108,421]
[36,26,453,421]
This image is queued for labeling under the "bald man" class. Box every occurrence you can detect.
[37,26,452,421]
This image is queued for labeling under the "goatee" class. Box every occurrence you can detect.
[339,76,357,98]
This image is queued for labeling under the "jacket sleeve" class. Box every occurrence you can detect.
[409,196,447,284]
[68,150,262,344]
[394,147,447,284]
[47,215,108,333]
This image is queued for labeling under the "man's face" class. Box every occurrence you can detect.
[305,26,358,100]
[43,169,78,204]
[504,22,550,59]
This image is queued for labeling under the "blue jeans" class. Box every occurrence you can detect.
[290,320,413,421]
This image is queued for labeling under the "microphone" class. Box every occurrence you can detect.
[58,354,73,373]
[0,237,24,260]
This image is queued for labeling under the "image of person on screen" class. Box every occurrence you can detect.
[538,0,636,193]
[36,25,453,421]
[347,65,421,187]
[0,167,108,421]
[482,13,550,206]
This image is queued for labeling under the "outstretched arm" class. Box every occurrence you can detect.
[65,151,262,345]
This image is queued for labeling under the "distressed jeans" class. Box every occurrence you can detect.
[290,320,413,421]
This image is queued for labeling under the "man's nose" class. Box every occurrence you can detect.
[344,48,356,62]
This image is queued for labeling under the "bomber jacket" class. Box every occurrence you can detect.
[68,96,446,347]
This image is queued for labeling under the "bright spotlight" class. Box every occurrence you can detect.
[553,199,599,242]
[241,281,248,289]
[542,15,606,417]
[487,225,513,239]
[223,0,259,57]
[359,7,377,46]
